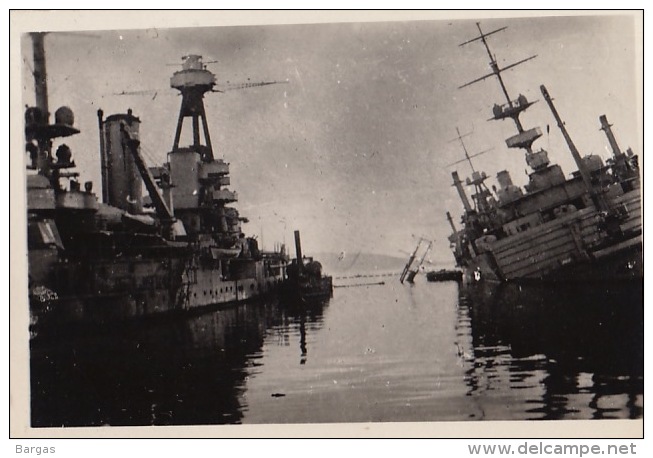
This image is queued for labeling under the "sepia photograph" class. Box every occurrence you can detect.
[10,10,643,438]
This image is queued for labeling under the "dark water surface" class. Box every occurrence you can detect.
[30,276,643,426]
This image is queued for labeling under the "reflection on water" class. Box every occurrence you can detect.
[30,298,329,427]
[30,277,642,426]
[458,281,643,420]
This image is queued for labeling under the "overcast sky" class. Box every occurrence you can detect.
[19,12,640,264]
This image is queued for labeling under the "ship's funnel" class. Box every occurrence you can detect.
[451,171,472,213]
[496,170,513,188]
[294,230,304,272]
[100,111,143,214]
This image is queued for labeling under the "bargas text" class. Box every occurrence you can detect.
[16,446,55,455]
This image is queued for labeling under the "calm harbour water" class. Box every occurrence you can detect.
[30,274,643,427]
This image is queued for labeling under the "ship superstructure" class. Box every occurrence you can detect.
[25,36,289,336]
[446,23,641,283]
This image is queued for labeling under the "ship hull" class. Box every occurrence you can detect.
[447,23,642,290]
[461,188,641,285]
[461,253,502,285]
[280,275,333,301]
[462,234,642,285]
[29,255,286,338]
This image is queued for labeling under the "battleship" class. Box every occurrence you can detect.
[446,23,642,283]
[25,33,293,336]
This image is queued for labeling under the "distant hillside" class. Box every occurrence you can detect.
[310,252,406,274]
[306,252,457,275]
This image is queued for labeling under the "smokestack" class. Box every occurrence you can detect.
[97,109,110,203]
[103,111,143,213]
[451,171,472,212]
[294,230,303,272]
[496,170,514,189]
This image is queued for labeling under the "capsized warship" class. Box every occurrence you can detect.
[399,238,432,284]
[25,33,290,336]
[446,23,641,283]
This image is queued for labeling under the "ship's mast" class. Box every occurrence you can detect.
[29,32,51,171]
[26,33,81,180]
[415,241,432,271]
[454,127,476,173]
[400,238,423,283]
[447,128,493,213]
[460,25,512,114]
[459,23,542,158]
[31,32,49,125]
[447,127,493,173]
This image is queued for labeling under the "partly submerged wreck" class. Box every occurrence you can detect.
[25,35,291,336]
[446,24,641,283]
[284,231,333,300]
